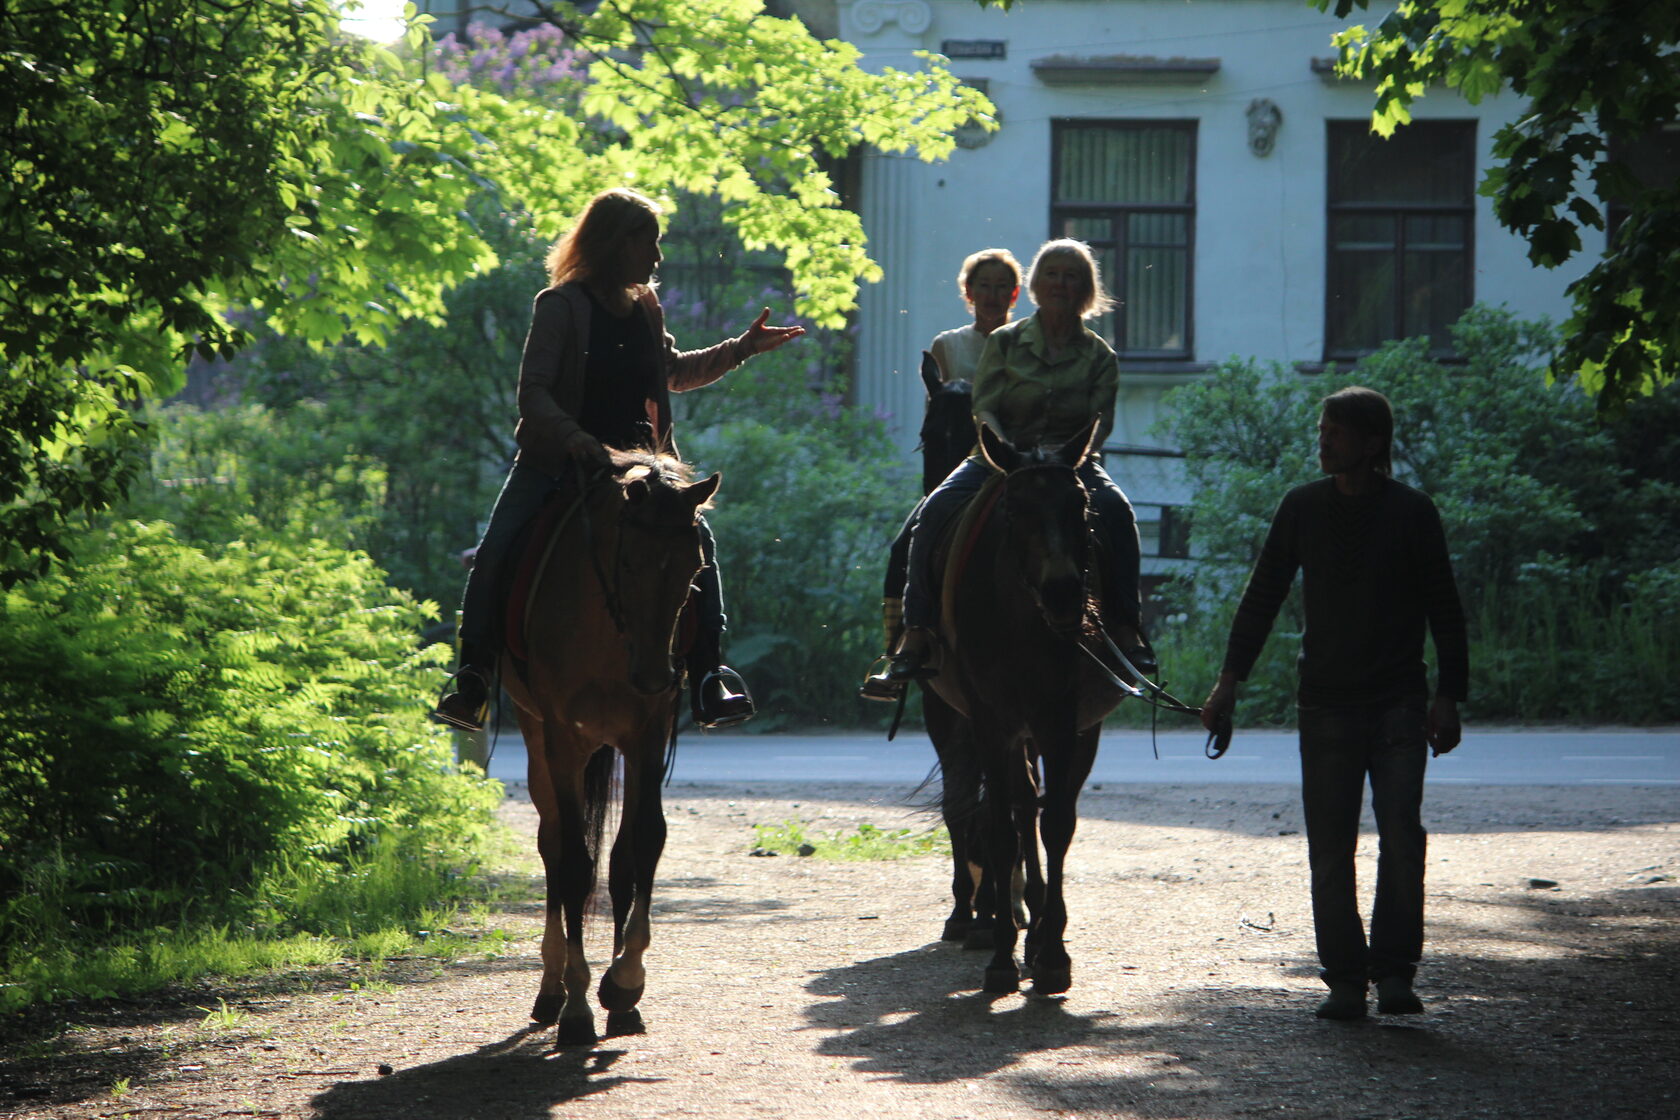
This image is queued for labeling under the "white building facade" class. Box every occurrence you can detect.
[832,0,1584,578]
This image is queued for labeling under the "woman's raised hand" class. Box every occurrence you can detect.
[736,308,805,359]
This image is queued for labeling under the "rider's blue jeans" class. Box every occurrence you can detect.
[1297,697,1430,986]
[900,455,1140,631]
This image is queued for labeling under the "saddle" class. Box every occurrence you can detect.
[499,481,699,672]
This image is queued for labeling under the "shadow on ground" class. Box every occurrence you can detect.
[308,1025,654,1120]
[802,887,1680,1119]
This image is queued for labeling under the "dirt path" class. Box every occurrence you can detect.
[4,778,1677,1120]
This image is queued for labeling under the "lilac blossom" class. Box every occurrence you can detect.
[431,22,588,98]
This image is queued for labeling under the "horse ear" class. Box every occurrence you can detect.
[920,351,941,399]
[1057,416,1101,467]
[977,415,1017,472]
[683,472,721,510]
[625,478,651,505]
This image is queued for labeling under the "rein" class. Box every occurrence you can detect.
[998,457,1232,760]
[574,459,632,639]
[1072,628,1232,759]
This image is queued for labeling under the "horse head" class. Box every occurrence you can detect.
[978,417,1098,635]
[606,455,720,695]
[919,351,975,494]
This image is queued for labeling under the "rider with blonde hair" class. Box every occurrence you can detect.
[870,238,1149,687]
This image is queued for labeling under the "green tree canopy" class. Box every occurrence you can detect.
[1312,0,1680,414]
[1,0,993,583]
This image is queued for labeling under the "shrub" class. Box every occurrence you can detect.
[683,413,917,729]
[0,519,500,952]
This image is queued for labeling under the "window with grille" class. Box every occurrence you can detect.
[1326,120,1475,358]
[1052,120,1196,360]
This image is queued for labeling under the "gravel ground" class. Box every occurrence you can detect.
[3,775,1676,1120]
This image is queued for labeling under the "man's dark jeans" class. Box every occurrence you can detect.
[1297,698,1429,986]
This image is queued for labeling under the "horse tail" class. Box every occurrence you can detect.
[582,745,617,903]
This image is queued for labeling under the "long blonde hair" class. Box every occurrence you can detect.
[545,188,663,288]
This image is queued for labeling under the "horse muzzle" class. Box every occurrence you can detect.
[1036,574,1087,634]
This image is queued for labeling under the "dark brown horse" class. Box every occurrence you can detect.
[923,419,1127,994]
[500,451,719,1045]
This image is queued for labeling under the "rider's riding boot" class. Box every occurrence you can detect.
[690,630,755,729]
[1107,614,1158,679]
[1375,975,1424,1015]
[430,644,492,732]
[859,597,908,702]
[880,626,938,682]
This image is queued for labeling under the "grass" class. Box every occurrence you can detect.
[752,818,951,860]
[0,823,526,1016]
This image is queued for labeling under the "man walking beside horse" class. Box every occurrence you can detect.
[1201,386,1468,1020]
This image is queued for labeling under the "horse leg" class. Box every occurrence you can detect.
[517,711,565,1027]
[1026,721,1100,996]
[598,722,669,1035]
[928,695,981,942]
[526,716,599,1046]
[1014,745,1047,976]
[975,723,1024,993]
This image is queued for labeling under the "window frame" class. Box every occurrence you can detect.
[1051,118,1198,361]
[1323,119,1476,361]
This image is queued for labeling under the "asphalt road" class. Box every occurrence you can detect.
[480,725,1680,787]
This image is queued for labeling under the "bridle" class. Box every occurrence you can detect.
[996,458,1091,628]
[996,458,1230,759]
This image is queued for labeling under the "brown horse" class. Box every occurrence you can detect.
[500,451,719,1046]
[922,419,1127,995]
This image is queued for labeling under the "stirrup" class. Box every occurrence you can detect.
[693,667,755,729]
[882,644,937,682]
[429,667,490,732]
[859,657,907,702]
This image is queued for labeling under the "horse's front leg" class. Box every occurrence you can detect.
[1025,720,1099,996]
[975,720,1025,993]
[525,714,600,1046]
[927,695,983,943]
[597,716,670,1035]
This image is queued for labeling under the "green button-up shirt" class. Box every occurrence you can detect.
[970,313,1119,454]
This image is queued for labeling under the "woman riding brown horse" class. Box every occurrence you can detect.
[504,450,719,1044]
[431,187,803,733]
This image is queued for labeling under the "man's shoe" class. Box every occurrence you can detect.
[1315,982,1368,1020]
[693,666,755,728]
[1375,976,1424,1015]
[430,667,490,732]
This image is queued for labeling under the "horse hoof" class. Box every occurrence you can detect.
[598,972,645,1013]
[942,917,970,942]
[530,993,561,1025]
[556,1016,598,1047]
[983,965,1020,994]
[1032,967,1072,996]
[605,1009,646,1037]
[963,925,994,952]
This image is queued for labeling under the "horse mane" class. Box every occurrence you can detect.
[920,377,975,494]
[602,447,699,493]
